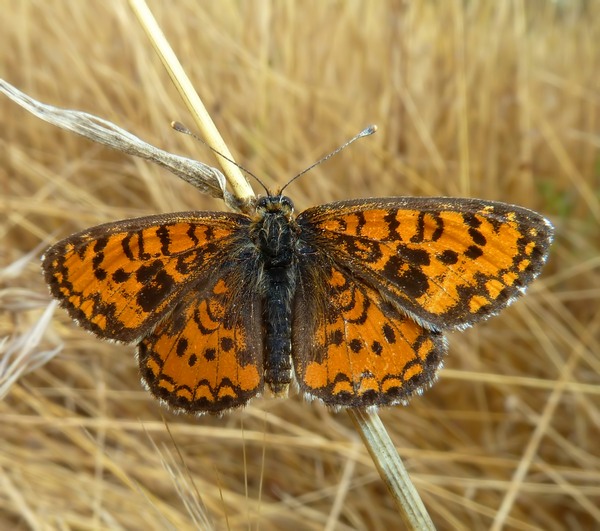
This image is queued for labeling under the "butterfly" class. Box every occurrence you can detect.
[42,187,554,414]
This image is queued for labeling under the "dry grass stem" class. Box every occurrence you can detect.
[129,0,255,207]
[349,408,435,529]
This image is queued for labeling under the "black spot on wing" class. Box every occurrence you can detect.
[157,225,171,255]
[465,245,484,259]
[136,269,176,313]
[438,249,459,265]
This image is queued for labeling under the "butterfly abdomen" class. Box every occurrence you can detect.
[262,266,296,394]
[253,196,299,395]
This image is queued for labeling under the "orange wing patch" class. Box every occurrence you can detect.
[42,213,247,342]
[138,273,263,413]
[293,265,446,407]
[299,198,553,330]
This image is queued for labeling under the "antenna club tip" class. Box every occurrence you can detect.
[172,121,190,134]
[361,124,378,137]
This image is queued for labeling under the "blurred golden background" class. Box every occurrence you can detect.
[1,1,598,529]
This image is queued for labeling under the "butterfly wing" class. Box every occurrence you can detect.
[297,197,554,331]
[292,260,447,407]
[42,212,250,342]
[138,264,264,414]
[292,196,552,407]
[43,211,265,413]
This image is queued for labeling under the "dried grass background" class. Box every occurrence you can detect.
[1,1,599,530]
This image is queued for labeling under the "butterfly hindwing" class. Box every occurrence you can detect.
[293,260,447,407]
[42,212,250,342]
[138,264,264,414]
[297,197,554,330]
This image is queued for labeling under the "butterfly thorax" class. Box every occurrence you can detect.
[251,195,300,395]
[253,195,298,267]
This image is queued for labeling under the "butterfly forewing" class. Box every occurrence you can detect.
[297,197,554,331]
[42,212,249,342]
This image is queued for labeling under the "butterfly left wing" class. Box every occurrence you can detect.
[292,261,447,407]
[297,197,554,331]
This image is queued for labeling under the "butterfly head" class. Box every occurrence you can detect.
[255,194,295,219]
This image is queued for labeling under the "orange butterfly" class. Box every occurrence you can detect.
[43,188,553,414]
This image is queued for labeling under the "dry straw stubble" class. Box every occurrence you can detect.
[1,1,599,529]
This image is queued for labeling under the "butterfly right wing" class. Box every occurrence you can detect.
[42,212,250,343]
[291,196,553,408]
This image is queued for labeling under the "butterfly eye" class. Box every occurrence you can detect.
[279,196,295,214]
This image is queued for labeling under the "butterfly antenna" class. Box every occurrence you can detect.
[171,121,270,195]
[279,125,378,194]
